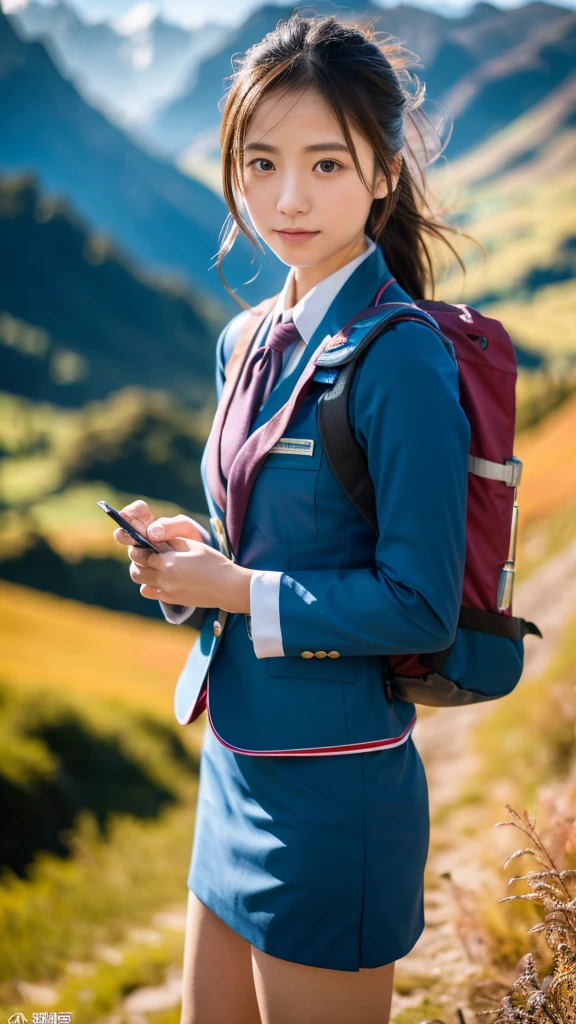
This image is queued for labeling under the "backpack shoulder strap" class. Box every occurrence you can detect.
[223,296,278,384]
[317,306,444,533]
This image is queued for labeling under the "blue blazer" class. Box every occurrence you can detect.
[172,243,471,755]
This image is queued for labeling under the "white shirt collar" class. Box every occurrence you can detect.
[270,234,377,344]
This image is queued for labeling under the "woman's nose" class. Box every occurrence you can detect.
[276,174,310,217]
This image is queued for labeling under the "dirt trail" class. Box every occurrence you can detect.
[390,538,576,1022]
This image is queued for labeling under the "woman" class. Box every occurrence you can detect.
[113,13,472,1024]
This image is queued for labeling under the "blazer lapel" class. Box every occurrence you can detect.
[224,244,400,555]
[204,306,274,514]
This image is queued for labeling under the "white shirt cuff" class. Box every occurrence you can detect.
[249,570,284,658]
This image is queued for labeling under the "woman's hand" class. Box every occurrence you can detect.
[113,499,254,613]
[112,499,207,547]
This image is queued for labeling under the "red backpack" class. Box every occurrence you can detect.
[315,282,543,706]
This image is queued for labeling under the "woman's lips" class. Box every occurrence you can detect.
[275,230,320,244]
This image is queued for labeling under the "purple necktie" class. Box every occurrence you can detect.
[220,318,301,479]
[224,344,321,555]
[205,301,398,556]
[206,317,301,518]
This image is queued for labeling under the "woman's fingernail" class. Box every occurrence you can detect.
[149,525,164,539]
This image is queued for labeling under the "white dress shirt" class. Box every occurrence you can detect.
[162,235,377,642]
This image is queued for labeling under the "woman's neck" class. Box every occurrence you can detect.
[288,233,369,307]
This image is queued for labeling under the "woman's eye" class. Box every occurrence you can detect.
[247,158,341,174]
[250,158,274,172]
[316,159,340,173]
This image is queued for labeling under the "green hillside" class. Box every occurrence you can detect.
[0,174,222,408]
[0,387,213,616]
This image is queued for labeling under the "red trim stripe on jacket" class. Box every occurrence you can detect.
[206,672,417,756]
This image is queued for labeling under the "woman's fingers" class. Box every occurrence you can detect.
[121,499,154,525]
[113,526,133,546]
[129,558,161,589]
[112,500,154,547]
[126,547,165,596]
[140,584,165,599]
[127,545,153,566]
[148,515,204,544]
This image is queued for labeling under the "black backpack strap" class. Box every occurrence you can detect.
[457,607,542,640]
[318,356,378,533]
[316,309,448,533]
[317,309,447,530]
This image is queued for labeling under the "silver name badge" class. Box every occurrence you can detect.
[269,437,315,456]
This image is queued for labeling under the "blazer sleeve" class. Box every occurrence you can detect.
[158,312,250,624]
[274,319,471,657]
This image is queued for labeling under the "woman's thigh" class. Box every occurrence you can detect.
[251,947,395,1024]
[181,889,262,1024]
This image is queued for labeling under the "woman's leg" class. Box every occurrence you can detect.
[251,948,395,1024]
[181,889,262,1024]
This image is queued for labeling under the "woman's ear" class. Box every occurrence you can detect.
[392,152,403,191]
[373,153,403,200]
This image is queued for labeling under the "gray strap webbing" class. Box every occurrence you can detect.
[468,455,522,487]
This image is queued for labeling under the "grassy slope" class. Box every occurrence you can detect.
[0,579,199,724]
[515,390,576,580]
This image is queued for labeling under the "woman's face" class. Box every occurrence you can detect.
[239,86,401,274]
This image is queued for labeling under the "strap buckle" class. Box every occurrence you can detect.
[505,457,523,488]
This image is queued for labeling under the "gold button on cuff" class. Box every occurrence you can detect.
[301,650,314,659]
[315,651,327,659]
[213,620,223,637]
[328,651,341,659]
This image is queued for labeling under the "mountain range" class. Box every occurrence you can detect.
[9,0,227,126]
[0,9,284,310]
[8,0,575,168]
[144,0,576,162]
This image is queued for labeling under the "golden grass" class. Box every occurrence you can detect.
[515,391,576,530]
[0,579,198,722]
[509,390,576,581]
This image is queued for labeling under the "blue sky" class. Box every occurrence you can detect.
[5,0,576,29]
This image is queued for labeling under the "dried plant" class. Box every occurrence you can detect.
[476,803,576,1023]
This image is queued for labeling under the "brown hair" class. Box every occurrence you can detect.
[217,11,482,306]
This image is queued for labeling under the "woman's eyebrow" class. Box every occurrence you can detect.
[244,141,350,153]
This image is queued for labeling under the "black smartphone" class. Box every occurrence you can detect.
[96,500,161,553]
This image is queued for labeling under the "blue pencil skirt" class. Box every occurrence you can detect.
[188,721,430,972]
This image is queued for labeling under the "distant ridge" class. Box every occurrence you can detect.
[144,0,574,162]
[0,9,284,309]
